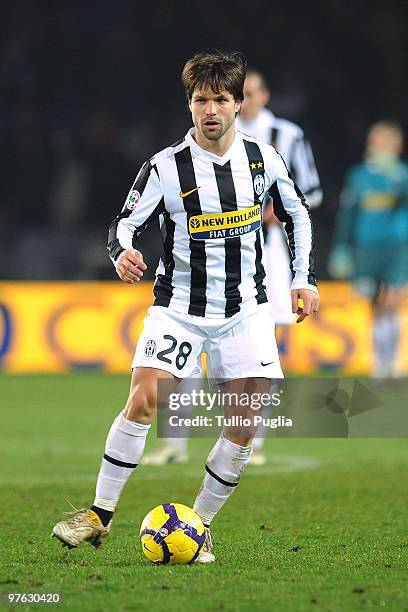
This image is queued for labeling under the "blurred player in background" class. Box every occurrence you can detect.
[329,120,408,377]
[237,70,322,463]
[143,69,322,467]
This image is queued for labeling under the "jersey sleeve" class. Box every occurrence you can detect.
[332,168,360,248]
[107,159,164,263]
[290,135,322,209]
[266,149,318,293]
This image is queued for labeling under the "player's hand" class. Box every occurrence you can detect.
[328,246,353,279]
[291,288,319,323]
[116,249,147,284]
[263,200,281,226]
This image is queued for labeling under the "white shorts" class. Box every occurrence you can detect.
[264,226,295,325]
[132,303,283,381]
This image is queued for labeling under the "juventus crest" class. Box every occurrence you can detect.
[253,173,265,196]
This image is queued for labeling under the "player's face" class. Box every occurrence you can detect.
[240,74,270,121]
[366,126,403,157]
[189,87,241,143]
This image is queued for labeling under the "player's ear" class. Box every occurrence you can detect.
[263,88,270,106]
[235,101,241,114]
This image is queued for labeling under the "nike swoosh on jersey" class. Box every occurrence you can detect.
[179,187,200,198]
[261,360,274,366]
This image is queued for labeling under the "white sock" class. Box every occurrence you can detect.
[252,433,265,451]
[253,382,278,451]
[162,437,189,451]
[193,433,252,526]
[384,312,400,370]
[93,411,150,512]
[373,312,401,375]
[253,408,269,450]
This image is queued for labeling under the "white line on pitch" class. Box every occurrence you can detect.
[0,455,322,485]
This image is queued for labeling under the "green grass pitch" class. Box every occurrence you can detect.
[0,374,407,611]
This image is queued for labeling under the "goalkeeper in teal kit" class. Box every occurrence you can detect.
[329,120,408,377]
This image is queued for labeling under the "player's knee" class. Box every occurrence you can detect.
[125,383,157,424]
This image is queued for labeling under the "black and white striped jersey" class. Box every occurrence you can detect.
[236,108,322,208]
[108,128,317,318]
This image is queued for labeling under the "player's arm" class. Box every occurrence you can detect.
[265,134,322,230]
[107,159,164,284]
[328,170,359,279]
[290,134,322,209]
[267,150,319,322]
[262,198,280,225]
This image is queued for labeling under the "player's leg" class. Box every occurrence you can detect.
[90,366,176,524]
[192,305,283,561]
[372,243,408,377]
[52,306,203,549]
[372,285,402,377]
[52,366,177,548]
[192,376,272,563]
[142,376,202,465]
[252,379,280,464]
[252,226,293,464]
[192,377,270,516]
[354,243,406,378]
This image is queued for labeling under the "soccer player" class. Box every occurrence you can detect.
[52,51,319,563]
[238,70,322,463]
[142,68,323,467]
[329,119,408,377]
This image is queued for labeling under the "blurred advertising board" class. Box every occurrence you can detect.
[0,282,407,374]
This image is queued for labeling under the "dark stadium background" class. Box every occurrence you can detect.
[1,0,407,281]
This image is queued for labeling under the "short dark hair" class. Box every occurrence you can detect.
[182,50,247,102]
[246,68,269,92]
[369,119,403,137]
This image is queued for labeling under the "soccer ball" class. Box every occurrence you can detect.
[139,503,205,564]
